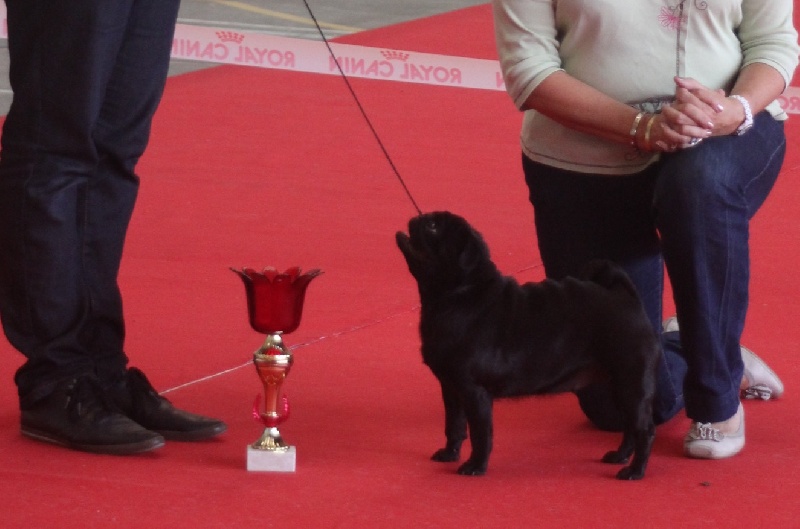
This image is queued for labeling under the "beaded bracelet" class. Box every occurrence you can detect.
[629,112,645,146]
[643,115,656,151]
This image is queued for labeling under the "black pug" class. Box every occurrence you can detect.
[395,211,660,480]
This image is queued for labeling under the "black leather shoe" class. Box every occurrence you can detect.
[21,376,165,455]
[110,367,227,441]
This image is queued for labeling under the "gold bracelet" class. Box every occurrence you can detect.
[643,115,656,151]
[629,112,645,146]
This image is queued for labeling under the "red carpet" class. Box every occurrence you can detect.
[2,5,800,527]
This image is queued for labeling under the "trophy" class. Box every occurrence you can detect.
[231,266,322,472]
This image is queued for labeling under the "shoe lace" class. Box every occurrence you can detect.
[742,385,772,401]
[124,368,169,416]
[689,422,723,442]
[64,377,117,422]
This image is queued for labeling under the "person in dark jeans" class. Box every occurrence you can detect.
[493,0,798,459]
[523,113,786,434]
[0,0,226,454]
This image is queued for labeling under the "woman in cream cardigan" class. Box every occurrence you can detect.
[493,0,799,459]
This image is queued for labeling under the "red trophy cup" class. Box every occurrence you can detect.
[231,266,322,472]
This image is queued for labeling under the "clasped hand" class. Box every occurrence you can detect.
[647,76,744,153]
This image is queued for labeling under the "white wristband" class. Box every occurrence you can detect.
[729,94,753,136]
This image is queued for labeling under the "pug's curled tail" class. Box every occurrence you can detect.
[581,259,639,299]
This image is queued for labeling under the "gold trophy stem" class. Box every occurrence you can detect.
[253,427,287,451]
[252,333,293,451]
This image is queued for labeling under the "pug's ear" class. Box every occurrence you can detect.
[457,233,484,274]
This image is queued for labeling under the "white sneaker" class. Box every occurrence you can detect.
[661,316,784,400]
[741,345,784,400]
[684,403,745,459]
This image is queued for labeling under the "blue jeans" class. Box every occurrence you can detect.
[523,112,786,429]
[0,0,181,405]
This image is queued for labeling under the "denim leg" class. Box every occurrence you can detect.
[522,156,686,431]
[654,112,785,423]
[0,0,179,402]
[86,0,181,383]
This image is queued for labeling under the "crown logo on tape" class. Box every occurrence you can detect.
[216,31,245,44]
[381,50,410,62]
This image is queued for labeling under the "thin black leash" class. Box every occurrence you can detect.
[300,0,423,216]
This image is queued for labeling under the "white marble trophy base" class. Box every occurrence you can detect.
[247,445,297,472]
